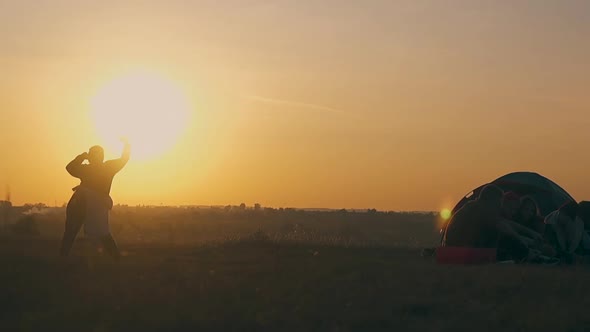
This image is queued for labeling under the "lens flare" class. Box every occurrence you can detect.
[440,208,452,220]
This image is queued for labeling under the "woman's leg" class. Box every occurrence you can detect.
[101,234,121,260]
[59,192,85,256]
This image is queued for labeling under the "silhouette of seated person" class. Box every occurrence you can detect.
[514,196,545,234]
[510,196,558,258]
[60,142,130,258]
[544,201,590,263]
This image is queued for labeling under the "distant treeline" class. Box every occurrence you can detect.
[1,204,442,248]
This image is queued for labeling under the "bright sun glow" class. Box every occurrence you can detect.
[90,71,191,160]
[440,208,452,220]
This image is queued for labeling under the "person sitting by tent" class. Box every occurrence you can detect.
[544,201,590,263]
[499,193,552,255]
[514,196,545,234]
[444,184,545,262]
[514,196,556,257]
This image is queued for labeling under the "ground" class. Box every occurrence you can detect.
[2,235,590,332]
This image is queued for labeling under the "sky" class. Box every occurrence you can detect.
[2,0,590,211]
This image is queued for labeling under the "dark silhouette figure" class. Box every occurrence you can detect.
[59,141,131,258]
[514,196,544,234]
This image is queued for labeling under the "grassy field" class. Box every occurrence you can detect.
[2,207,590,331]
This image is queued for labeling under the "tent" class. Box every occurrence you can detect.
[441,172,575,246]
[450,172,574,217]
[436,172,577,263]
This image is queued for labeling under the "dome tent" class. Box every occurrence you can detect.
[450,172,574,217]
[437,172,576,262]
[441,172,575,246]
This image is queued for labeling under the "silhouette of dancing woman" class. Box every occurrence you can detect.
[60,140,131,259]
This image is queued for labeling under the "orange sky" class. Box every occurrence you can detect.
[2,1,590,211]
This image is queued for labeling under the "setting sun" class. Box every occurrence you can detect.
[90,71,191,160]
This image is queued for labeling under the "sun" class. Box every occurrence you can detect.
[90,71,191,160]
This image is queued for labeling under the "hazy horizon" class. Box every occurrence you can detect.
[2,1,590,211]
[4,199,441,213]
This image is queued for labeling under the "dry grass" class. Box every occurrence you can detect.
[1,208,589,331]
[28,206,442,248]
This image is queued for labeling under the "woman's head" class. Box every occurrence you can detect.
[88,145,105,164]
[518,196,539,221]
